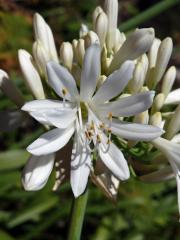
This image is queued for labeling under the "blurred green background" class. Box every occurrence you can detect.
[0,0,180,239]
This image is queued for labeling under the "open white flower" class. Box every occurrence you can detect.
[22,44,163,197]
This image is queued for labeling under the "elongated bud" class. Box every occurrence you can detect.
[97,75,107,88]
[76,39,85,65]
[161,66,176,97]
[128,62,145,93]
[18,49,45,99]
[164,88,180,105]
[33,40,50,75]
[150,112,162,128]
[165,104,180,140]
[71,63,81,85]
[79,24,89,38]
[134,110,149,125]
[104,0,118,52]
[60,42,73,70]
[84,31,100,48]
[33,13,58,62]
[109,28,155,73]
[151,93,165,113]
[113,30,126,53]
[95,11,108,48]
[140,54,149,75]
[0,70,24,107]
[148,38,161,68]
[72,39,78,62]
[92,6,103,30]
[149,37,173,89]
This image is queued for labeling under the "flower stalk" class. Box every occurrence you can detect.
[67,189,88,240]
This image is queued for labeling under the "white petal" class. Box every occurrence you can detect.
[97,91,155,117]
[140,166,174,183]
[172,134,180,144]
[109,28,155,73]
[164,89,180,105]
[176,174,180,215]
[29,111,51,125]
[22,153,55,190]
[111,119,164,141]
[92,61,134,104]
[27,125,75,156]
[22,99,74,111]
[98,133,130,180]
[71,136,91,197]
[18,49,45,99]
[80,44,101,101]
[47,61,79,101]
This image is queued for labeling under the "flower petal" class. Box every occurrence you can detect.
[22,99,74,112]
[47,61,79,101]
[111,119,163,141]
[27,125,75,156]
[22,153,55,190]
[164,88,180,105]
[98,133,130,180]
[70,135,91,197]
[97,91,155,117]
[92,61,134,104]
[80,44,101,101]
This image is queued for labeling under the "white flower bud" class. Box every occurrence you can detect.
[165,104,180,140]
[79,24,89,38]
[150,37,173,89]
[113,30,126,53]
[95,11,108,48]
[150,112,162,128]
[18,49,45,99]
[128,62,145,93]
[109,28,155,73]
[92,6,103,30]
[104,0,118,52]
[84,31,100,49]
[60,42,73,70]
[72,39,78,62]
[134,110,149,125]
[76,39,85,65]
[71,63,81,85]
[148,38,161,68]
[151,93,165,113]
[33,40,50,75]
[164,88,180,105]
[33,13,58,63]
[0,70,24,107]
[161,66,176,97]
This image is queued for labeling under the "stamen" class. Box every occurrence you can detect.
[108,112,112,120]
[62,88,68,107]
[97,134,101,143]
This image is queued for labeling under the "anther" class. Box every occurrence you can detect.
[62,88,68,96]
[108,112,112,120]
[97,134,101,143]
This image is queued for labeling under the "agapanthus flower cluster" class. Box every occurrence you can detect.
[0,0,180,214]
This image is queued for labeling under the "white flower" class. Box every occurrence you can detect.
[22,44,163,197]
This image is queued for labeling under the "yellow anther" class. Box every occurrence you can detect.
[90,121,95,131]
[97,134,101,143]
[107,139,111,145]
[108,112,112,120]
[62,88,67,95]
[107,128,112,133]
[99,122,105,129]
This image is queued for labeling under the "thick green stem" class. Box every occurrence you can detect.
[119,0,180,32]
[67,190,88,240]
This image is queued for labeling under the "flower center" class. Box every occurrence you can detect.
[80,102,88,121]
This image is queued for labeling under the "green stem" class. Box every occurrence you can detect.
[119,0,180,32]
[67,190,88,240]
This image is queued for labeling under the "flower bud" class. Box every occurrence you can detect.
[113,30,126,53]
[128,62,145,93]
[0,70,24,107]
[151,93,165,113]
[84,31,100,49]
[95,11,108,48]
[92,6,103,30]
[79,24,89,38]
[109,28,155,73]
[165,104,180,140]
[134,110,149,125]
[150,112,162,128]
[72,39,78,62]
[76,39,85,66]
[104,0,118,52]
[161,66,176,97]
[149,37,173,89]
[164,88,180,105]
[148,38,161,68]
[33,13,58,62]
[33,40,50,75]
[60,42,73,70]
[18,49,45,99]
[71,63,81,85]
